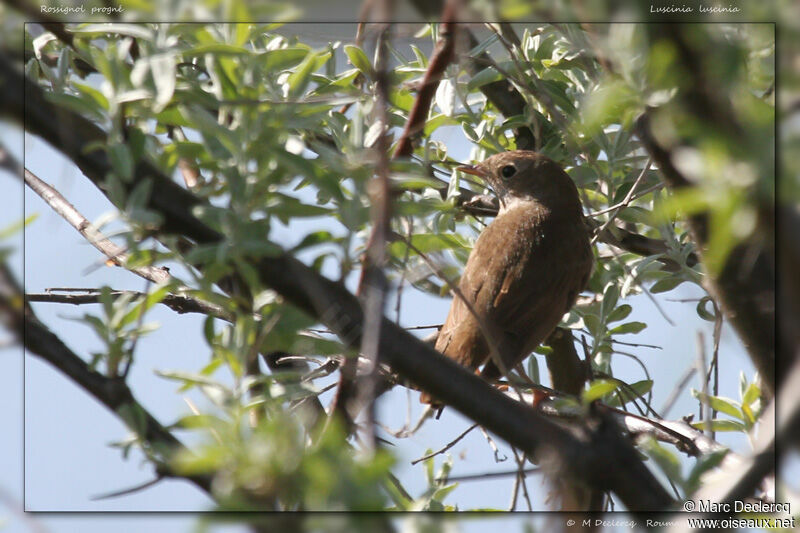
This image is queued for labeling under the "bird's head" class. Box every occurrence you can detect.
[457,150,581,213]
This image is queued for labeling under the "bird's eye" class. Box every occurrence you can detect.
[500,165,516,179]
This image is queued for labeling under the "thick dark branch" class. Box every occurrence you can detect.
[509,388,764,487]
[3,53,673,512]
[778,206,800,378]
[0,263,212,495]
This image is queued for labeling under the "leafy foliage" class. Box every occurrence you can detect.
[21,12,774,514]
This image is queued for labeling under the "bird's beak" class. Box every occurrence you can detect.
[457,164,489,179]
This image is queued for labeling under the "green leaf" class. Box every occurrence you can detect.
[690,419,747,432]
[696,296,717,321]
[527,355,540,385]
[46,93,106,122]
[289,230,338,252]
[692,390,743,420]
[608,321,647,335]
[606,304,632,323]
[741,403,756,426]
[151,54,176,111]
[390,233,467,257]
[601,283,619,316]
[108,143,134,182]
[605,379,654,407]
[641,436,684,489]
[685,449,729,494]
[650,277,683,293]
[172,413,228,430]
[383,477,412,510]
[435,78,456,116]
[263,48,311,71]
[286,50,330,98]
[203,315,216,344]
[582,379,618,403]
[32,32,57,60]
[422,114,458,136]
[0,214,38,240]
[119,283,172,329]
[741,382,761,407]
[344,45,374,78]
[181,43,251,57]
[179,104,238,159]
[391,174,442,190]
[431,483,458,504]
[265,193,332,224]
[156,369,230,393]
[410,44,428,68]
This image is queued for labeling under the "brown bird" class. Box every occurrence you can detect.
[420,150,593,406]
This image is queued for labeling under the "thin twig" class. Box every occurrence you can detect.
[508,463,521,511]
[392,4,458,159]
[410,423,479,465]
[119,277,153,379]
[696,331,709,436]
[660,363,697,418]
[510,447,533,511]
[26,290,227,320]
[0,265,213,495]
[91,476,163,501]
[479,425,507,463]
[394,217,413,324]
[607,244,676,326]
[23,167,230,321]
[590,159,652,246]
[586,182,662,218]
[708,299,723,440]
[332,5,459,432]
[24,169,168,283]
[438,466,541,483]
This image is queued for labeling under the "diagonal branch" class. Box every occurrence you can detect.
[0,263,213,495]
[392,4,458,159]
[3,52,674,512]
[22,167,231,321]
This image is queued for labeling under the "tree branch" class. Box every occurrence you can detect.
[26,289,228,318]
[0,263,213,495]
[22,166,231,321]
[3,52,675,513]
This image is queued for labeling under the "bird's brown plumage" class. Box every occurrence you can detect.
[421,151,593,405]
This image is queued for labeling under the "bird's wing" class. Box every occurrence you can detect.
[476,208,589,334]
[436,205,590,369]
